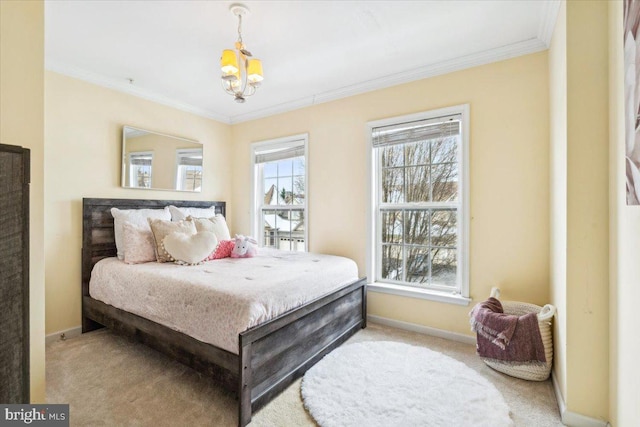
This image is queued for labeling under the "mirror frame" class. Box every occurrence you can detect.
[121,126,203,192]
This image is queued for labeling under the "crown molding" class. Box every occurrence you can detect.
[47,20,556,126]
[229,37,547,123]
[44,59,231,124]
[538,0,562,47]
[228,96,316,124]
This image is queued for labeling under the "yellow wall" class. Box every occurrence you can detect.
[548,0,568,406]
[44,71,232,334]
[549,0,610,422]
[231,52,550,337]
[609,1,640,425]
[566,1,610,420]
[0,1,46,402]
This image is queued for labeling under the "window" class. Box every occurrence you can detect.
[128,151,153,188]
[176,149,202,192]
[368,105,469,304]
[252,134,308,251]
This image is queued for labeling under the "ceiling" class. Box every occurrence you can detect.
[45,1,560,124]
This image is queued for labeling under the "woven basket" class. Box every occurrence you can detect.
[479,288,556,381]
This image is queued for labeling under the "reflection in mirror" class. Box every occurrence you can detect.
[122,126,203,192]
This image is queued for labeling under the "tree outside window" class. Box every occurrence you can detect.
[372,110,467,295]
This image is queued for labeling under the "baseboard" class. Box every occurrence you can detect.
[370,316,609,426]
[367,314,476,345]
[45,326,82,345]
[551,371,610,427]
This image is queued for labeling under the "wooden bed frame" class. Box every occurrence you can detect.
[81,198,366,426]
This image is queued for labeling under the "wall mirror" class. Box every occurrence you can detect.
[122,126,202,192]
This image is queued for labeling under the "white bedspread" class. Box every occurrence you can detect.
[89,249,359,354]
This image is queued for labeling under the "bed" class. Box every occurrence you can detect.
[81,198,367,426]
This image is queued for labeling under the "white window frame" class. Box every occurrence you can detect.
[175,148,203,191]
[366,104,470,306]
[127,151,153,188]
[250,133,309,251]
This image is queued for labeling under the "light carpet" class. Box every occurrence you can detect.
[301,341,513,427]
[46,323,562,426]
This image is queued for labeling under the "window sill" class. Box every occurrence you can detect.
[367,282,472,306]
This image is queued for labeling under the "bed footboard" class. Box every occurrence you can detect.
[238,278,366,426]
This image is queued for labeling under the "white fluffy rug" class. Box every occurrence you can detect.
[301,341,513,427]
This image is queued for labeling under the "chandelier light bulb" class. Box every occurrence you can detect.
[220,49,239,75]
[247,59,264,84]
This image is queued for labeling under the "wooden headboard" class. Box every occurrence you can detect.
[81,198,226,300]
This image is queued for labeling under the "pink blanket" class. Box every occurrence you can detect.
[470,297,546,364]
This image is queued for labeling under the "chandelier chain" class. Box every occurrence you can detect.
[237,14,243,45]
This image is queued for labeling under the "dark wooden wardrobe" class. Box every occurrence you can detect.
[0,143,30,403]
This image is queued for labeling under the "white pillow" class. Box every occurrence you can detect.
[163,231,218,265]
[168,205,218,222]
[111,207,170,260]
[122,223,156,264]
[188,214,231,241]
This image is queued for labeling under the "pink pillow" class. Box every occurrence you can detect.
[206,240,235,261]
[122,222,157,264]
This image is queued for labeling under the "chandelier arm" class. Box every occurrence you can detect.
[221,79,236,96]
[245,85,256,97]
[231,52,246,97]
[238,56,258,98]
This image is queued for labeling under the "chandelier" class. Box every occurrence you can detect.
[220,4,264,103]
